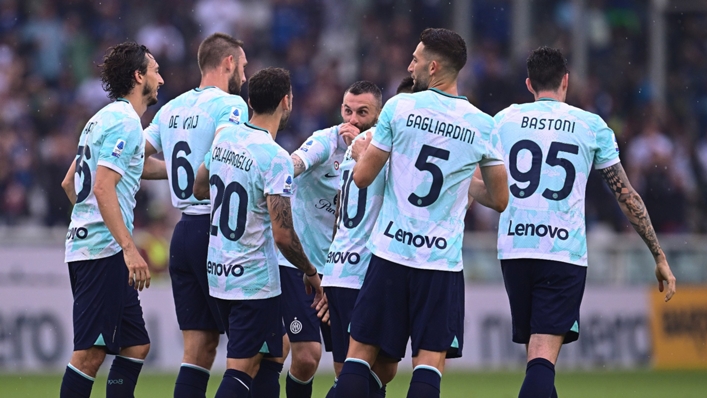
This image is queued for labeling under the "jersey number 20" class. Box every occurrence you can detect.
[209,175,247,241]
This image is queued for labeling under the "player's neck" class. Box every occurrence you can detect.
[122,92,147,117]
[248,114,280,140]
[200,73,228,93]
[534,91,565,102]
[429,78,458,96]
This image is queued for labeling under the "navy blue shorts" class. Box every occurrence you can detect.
[279,266,332,351]
[501,259,587,344]
[349,255,464,360]
[68,251,150,355]
[170,213,227,332]
[324,286,359,363]
[223,296,283,359]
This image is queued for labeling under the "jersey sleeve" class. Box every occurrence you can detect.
[592,115,621,169]
[264,148,295,198]
[292,130,333,170]
[215,96,249,131]
[479,115,504,167]
[143,109,162,153]
[370,99,395,152]
[97,119,142,176]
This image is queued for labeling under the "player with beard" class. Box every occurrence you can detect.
[337,28,509,398]
[59,42,163,398]
[142,33,251,398]
[193,67,324,398]
[278,81,382,398]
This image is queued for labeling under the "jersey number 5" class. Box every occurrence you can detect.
[509,140,579,201]
[209,175,248,241]
[408,145,450,207]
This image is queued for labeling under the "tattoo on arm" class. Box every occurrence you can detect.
[292,154,306,177]
[600,163,663,258]
[269,195,311,270]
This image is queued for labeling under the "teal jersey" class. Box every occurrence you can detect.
[496,99,620,266]
[278,126,347,271]
[323,128,386,289]
[368,89,503,272]
[205,122,294,300]
[144,86,248,215]
[65,99,145,262]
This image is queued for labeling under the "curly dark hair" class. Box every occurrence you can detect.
[100,42,151,100]
[420,28,467,73]
[248,67,291,115]
[527,46,568,92]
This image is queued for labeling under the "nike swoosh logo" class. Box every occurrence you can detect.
[324,173,338,178]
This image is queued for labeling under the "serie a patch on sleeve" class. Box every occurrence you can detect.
[111,139,126,157]
[229,107,241,124]
[283,175,293,194]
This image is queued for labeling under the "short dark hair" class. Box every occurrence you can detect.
[419,28,467,73]
[100,42,151,100]
[527,46,568,92]
[198,33,244,73]
[248,67,291,114]
[344,80,382,108]
[396,76,414,94]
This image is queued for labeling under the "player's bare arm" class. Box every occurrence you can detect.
[351,130,372,162]
[267,194,326,308]
[141,140,167,180]
[94,166,151,291]
[352,144,388,188]
[600,162,676,301]
[193,163,210,200]
[468,165,509,212]
[292,153,307,177]
[61,160,77,205]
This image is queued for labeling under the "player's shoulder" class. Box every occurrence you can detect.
[97,100,141,129]
[563,103,607,129]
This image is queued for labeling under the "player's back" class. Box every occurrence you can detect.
[66,100,144,262]
[206,122,293,300]
[368,89,502,271]
[145,86,248,215]
[495,99,620,266]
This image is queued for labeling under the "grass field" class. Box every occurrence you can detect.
[1,370,706,397]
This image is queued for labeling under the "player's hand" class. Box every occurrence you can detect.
[339,123,361,146]
[655,256,676,302]
[351,130,372,162]
[124,246,151,291]
[315,293,329,323]
[303,270,326,310]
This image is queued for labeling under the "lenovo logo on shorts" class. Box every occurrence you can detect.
[383,221,448,249]
[66,227,88,240]
[207,261,245,277]
[506,220,569,240]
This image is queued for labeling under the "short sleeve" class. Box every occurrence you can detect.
[292,130,333,171]
[215,96,249,130]
[143,110,162,153]
[264,149,295,198]
[97,118,142,176]
[592,116,620,169]
[370,99,395,152]
[203,150,211,170]
[479,116,504,167]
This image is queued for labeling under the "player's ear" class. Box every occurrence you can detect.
[223,54,234,72]
[134,69,145,86]
[561,73,569,90]
[525,78,535,96]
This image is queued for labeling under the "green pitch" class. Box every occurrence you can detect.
[1,370,705,397]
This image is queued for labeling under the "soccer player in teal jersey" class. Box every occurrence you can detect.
[278,81,382,398]
[59,42,163,398]
[493,46,676,398]
[192,67,324,398]
[142,33,252,398]
[337,28,509,398]
[322,77,413,398]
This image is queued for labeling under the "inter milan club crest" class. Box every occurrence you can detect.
[334,161,340,170]
[290,317,303,334]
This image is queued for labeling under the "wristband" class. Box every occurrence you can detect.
[305,269,318,277]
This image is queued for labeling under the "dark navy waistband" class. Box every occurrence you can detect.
[180,213,211,221]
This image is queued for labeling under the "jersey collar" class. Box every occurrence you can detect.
[245,121,270,135]
[429,88,468,101]
[116,97,130,104]
[194,86,216,92]
[536,97,559,102]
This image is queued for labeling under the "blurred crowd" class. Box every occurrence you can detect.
[1,0,707,268]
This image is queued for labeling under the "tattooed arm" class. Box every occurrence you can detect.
[600,162,676,301]
[267,194,325,306]
[292,154,307,177]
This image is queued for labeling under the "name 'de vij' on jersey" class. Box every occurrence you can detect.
[495,99,620,266]
[66,99,145,262]
[367,89,504,272]
[278,125,348,271]
[323,128,386,289]
[205,122,294,300]
[144,86,249,215]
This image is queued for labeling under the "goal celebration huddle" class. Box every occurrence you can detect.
[60,27,676,398]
